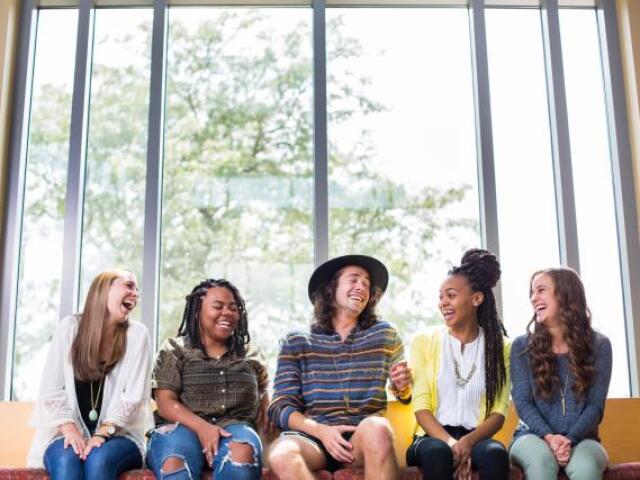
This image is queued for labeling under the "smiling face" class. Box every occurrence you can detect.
[198,287,240,344]
[333,265,371,316]
[438,274,483,330]
[106,271,139,323]
[530,272,561,328]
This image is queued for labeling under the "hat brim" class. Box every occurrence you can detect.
[308,254,389,302]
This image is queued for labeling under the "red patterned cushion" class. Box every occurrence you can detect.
[604,463,640,480]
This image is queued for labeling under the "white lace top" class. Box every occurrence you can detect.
[27,315,154,467]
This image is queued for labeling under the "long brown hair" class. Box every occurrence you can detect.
[70,269,131,381]
[526,268,595,400]
[311,267,382,332]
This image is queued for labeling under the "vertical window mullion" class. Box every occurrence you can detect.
[469,0,502,312]
[313,0,329,266]
[141,0,168,348]
[0,0,37,400]
[60,0,95,318]
[597,0,640,396]
[541,0,580,270]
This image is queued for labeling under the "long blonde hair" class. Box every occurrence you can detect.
[70,269,131,381]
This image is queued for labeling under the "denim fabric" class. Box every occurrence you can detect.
[43,436,142,480]
[146,423,262,480]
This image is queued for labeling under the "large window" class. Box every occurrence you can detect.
[486,9,560,338]
[3,1,638,399]
[326,9,480,341]
[12,9,77,400]
[160,8,314,365]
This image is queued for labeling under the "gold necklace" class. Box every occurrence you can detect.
[89,376,104,422]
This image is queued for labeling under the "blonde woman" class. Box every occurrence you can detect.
[28,269,153,480]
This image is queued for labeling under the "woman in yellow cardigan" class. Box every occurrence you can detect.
[407,249,511,480]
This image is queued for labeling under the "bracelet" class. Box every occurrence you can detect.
[92,433,109,442]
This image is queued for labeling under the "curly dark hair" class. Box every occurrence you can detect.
[526,268,595,400]
[449,248,507,418]
[177,278,250,358]
[310,267,382,332]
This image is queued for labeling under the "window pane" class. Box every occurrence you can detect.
[79,8,152,310]
[327,9,480,340]
[560,9,628,396]
[12,9,77,400]
[486,9,560,338]
[161,8,314,368]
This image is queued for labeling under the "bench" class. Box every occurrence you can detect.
[1,399,639,479]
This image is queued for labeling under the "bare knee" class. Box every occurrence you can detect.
[269,442,304,474]
[228,441,255,464]
[358,417,395,454]
[161,456,185,473]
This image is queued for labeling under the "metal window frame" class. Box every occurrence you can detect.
[596,0,640,396]
[540,0,580,270]
[2,0,639,399]
[313,0,329,266]
[140,0,168,346]
[0,0,37,400]
[469,0,503,314]
[59,0,95,318]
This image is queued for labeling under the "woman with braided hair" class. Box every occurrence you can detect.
[146,279,269,480]
[509,268,611,480]
[406,249,511,480]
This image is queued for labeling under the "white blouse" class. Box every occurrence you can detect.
[27,315,154,467]
[435,328,486,430]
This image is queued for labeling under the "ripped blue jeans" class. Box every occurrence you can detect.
[146,423,262,480]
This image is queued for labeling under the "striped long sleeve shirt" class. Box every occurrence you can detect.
[267,320,406,430]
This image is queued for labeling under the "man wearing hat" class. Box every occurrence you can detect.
[267,255,412,480]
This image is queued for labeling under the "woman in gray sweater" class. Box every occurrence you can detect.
[509,268,612,480]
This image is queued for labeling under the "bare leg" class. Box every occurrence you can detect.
[268,435,327,480]
[349,416,400,480]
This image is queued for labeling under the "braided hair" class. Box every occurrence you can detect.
[177,278,250,358]
[449,248,507,417]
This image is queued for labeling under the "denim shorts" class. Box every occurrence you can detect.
[146,422,262,480]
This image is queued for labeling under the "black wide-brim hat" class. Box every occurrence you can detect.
[307,254,389,302]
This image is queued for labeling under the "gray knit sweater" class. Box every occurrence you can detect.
[510,332,612,446]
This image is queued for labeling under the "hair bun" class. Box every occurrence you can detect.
[459,248,501,289]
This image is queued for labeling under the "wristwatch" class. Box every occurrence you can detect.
[94,423,118,441]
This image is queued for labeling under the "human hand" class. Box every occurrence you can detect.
[197,423,231,467]
[389,360,412,391]
[451,435,473,469]
[316,424,357,464]
[82,435,106,459]
[454,456,472,480]
[544,434,572,466]
[59,422,86,457]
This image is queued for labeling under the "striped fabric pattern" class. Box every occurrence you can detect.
[268,321,405,429]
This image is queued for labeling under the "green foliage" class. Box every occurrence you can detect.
[19,10,477,383]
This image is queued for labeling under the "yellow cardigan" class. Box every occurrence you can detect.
[409,327,512,436]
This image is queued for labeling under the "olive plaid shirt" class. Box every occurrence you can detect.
[151,336,268,428]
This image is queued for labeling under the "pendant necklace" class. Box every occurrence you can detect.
[332,336,354,414]
[449,332,481,388]
[560,371,570,416]
[89,376,104,422]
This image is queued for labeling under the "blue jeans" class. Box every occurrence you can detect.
[146,423,262,480]
[43,436,142,480]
